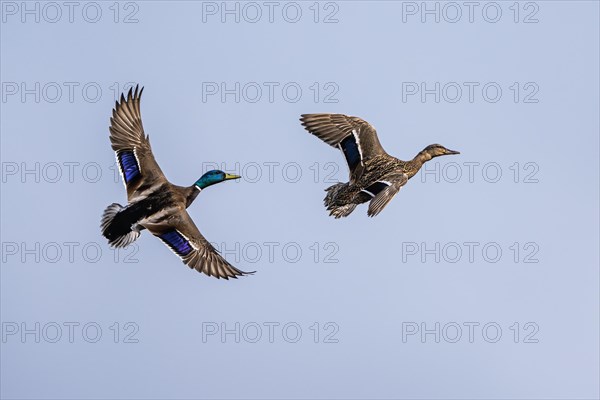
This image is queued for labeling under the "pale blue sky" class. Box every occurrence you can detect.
[1,1,599,399]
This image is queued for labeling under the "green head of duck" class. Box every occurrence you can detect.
[195,170,241,190]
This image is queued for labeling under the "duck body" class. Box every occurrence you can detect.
[102,182,194,246]
[322,155,405,217]
[101,86,252,279]
[300,114,459,218]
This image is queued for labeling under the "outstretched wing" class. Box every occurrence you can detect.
[300,113,388,182]
[145,210,255,280]
[365,173,409,217]
[109,85,166,200]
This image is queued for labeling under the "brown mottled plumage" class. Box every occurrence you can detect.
[300,113,460,218]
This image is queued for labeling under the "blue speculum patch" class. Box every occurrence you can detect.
[160,231,193,256]
[340,135,361,171]
[118,150,141,183]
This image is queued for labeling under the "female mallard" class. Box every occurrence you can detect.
[101,86,254,279]
[300,113,460,218]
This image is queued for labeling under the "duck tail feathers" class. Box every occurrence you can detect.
[101,203,141,248]
[323,182,355,218]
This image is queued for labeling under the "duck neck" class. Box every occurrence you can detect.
[185,185,201,208]
[405,149,433,178]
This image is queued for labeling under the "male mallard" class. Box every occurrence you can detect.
[101,86,253,279]
[300,113,460,218]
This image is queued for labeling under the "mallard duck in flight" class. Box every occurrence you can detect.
[101,86,254,279]
[300,113,460,218]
